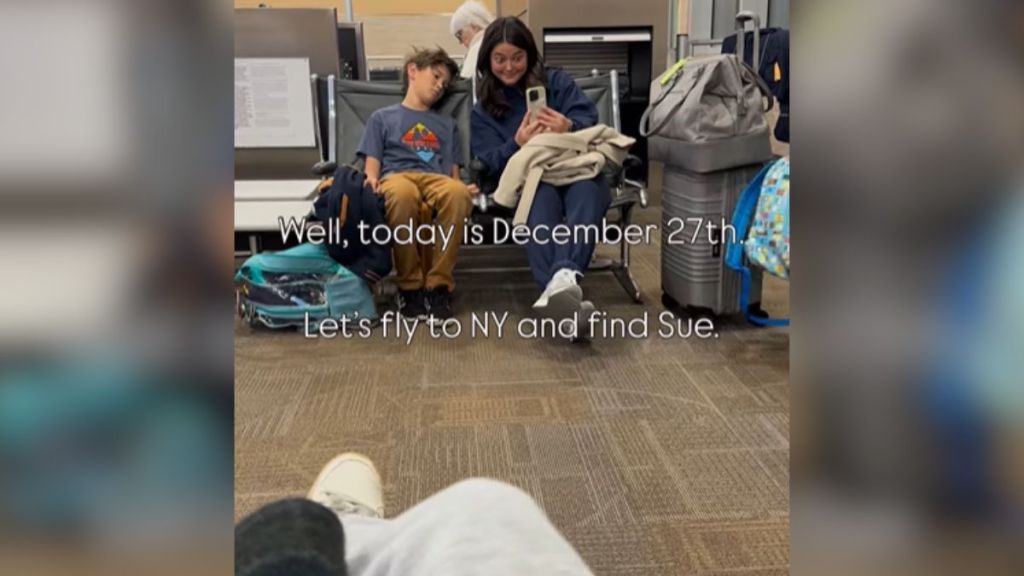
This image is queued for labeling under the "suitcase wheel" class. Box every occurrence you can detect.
[747,303,770,320]
[237,299,260,329]
[661,292,679,310]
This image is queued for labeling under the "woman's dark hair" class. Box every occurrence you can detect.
[476,16,547,119]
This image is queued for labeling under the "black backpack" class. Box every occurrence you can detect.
[312,165,392,286]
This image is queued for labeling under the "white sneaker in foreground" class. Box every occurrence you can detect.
[532,268,583,318]
[308,452,385,520]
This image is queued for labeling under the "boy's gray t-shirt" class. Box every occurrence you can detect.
[357,104,463,178]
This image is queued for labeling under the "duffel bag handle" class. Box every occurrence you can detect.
[742,59,775,113]
[639,64,708,137]
[727,53,773,114]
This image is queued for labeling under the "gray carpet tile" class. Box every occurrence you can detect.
[236,205,790,573]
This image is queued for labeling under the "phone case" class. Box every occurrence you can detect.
[527,87,547,121]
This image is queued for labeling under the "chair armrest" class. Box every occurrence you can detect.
[313,156,368,178]
[470,158,500,197]
[601,162,623,189]
[312,161,337,177]
[624,177,649,208]
[469,158,489,183]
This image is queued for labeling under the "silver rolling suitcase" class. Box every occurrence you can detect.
[660,164,764,315]
[642,11,774,316]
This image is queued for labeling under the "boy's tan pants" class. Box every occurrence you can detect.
[380,172,472,291]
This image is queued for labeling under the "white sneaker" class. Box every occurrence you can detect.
[574,300,599,342]
[308,452,385,520]
[532,269,583,319]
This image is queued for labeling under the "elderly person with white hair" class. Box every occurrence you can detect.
[450,1,495,78]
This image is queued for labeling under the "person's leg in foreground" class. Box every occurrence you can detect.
[312,452,594,575]
[235,497,348,576]
[235,453,384,576]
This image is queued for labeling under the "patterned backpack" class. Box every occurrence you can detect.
[744,157,790,279]
[725,156,790,326]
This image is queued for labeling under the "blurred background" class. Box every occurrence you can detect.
[0,1,233,575]
[795,0,1024,574]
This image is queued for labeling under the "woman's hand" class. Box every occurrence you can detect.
[535,107,572,133]
[514,113,546,146]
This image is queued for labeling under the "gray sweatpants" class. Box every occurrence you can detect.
[341,478,594,576]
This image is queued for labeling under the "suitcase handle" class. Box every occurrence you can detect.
[734,10,771,112]
[735,11,761,70]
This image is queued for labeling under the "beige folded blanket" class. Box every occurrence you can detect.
[492,124,636,225]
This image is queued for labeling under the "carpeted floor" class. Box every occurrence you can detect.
[235,206,790,575]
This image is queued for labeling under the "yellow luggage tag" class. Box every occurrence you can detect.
[773,62,782,81]
[659,58,688,86]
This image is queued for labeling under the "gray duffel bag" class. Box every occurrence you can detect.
[640,52,774,173]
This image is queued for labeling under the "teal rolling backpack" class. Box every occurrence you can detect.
[235,243,377,329]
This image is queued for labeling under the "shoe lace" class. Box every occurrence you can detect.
[315,491,379,518]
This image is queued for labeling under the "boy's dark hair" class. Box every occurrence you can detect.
[401,46,459,98]
[476,16,547,119]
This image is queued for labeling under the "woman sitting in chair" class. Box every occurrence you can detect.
[470,16,610,322]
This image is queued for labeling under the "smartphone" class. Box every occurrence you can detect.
[526,86,547,122]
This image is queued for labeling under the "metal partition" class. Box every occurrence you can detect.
[542,26,652,181]
[336,22,369,81]
[234,8,340,180]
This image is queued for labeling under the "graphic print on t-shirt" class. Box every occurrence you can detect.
[401,122,440,163]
